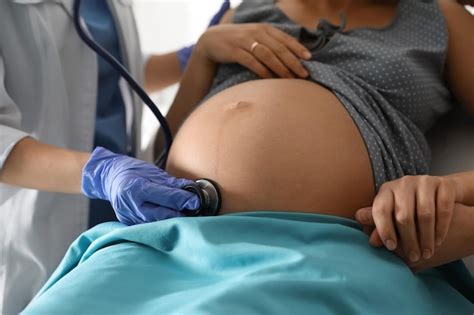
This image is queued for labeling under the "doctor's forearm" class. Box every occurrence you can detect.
[144,52,181,92]
[0,137,90,194]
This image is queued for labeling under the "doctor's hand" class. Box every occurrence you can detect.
[82,147,200,225]
[195,23,311,79]
[354,175,464,263]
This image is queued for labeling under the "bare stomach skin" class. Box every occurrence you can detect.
[166,79,376,219]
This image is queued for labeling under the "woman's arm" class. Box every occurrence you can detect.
[164,50,218,137]
[439,0,474,116]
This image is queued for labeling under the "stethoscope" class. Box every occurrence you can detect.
[72,0,221,216]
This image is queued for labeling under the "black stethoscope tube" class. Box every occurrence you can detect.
[73,0,172,169]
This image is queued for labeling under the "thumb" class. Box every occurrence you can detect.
[369,229,384,247]
[142,181,201,210]
[355,207,375,226]
[362,225,375,236]
[140,203,185,221]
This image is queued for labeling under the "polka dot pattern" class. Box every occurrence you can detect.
[203,0,454,192]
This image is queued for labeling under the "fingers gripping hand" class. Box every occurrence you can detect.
[355,175,461,263]
[82,147,200,225]
[197,23,311,79]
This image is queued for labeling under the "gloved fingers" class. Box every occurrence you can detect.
[140,203,185,221]
[115,203,183,225]
[164,177,196,189]
[113,193,152,225]
[114,210,138,226]
[145,170,195,189]
[141,181,201,210]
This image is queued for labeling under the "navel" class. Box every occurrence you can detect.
[224,101,253,111]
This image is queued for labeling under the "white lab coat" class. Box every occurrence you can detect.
[0,0,144,313]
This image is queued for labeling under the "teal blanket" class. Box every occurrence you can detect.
[23,212,474,314]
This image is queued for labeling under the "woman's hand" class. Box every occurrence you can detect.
[195,23,312,79]
[355,175,464,263]
[357,202,474,272]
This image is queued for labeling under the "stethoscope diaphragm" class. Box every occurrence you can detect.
[182,178,221,216]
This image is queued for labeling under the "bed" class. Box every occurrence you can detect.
[22,211,473,314]
[22,107,474,314]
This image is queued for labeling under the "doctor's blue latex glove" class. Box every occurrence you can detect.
[82,147,200,225]
[177,0,230,71]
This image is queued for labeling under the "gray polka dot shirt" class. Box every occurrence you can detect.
[204,0,454,192]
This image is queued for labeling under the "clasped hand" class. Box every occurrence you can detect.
[355,175,467,271]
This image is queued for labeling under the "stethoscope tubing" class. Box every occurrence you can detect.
[72,0,172,169]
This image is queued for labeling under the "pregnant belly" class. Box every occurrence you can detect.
[166,79,376,219]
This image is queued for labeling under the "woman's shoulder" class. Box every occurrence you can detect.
[437,0,473,37]
[437,0,474,117]
[437,0,472,18]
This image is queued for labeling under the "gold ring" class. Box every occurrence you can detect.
[250,41,260,54]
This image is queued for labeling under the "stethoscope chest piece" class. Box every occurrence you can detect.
[183,178,221,216]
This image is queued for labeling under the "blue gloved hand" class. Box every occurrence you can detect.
[82,147,200,225]
[177,0,231,71]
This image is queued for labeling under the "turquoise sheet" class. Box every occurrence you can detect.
[23,211,474,314]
